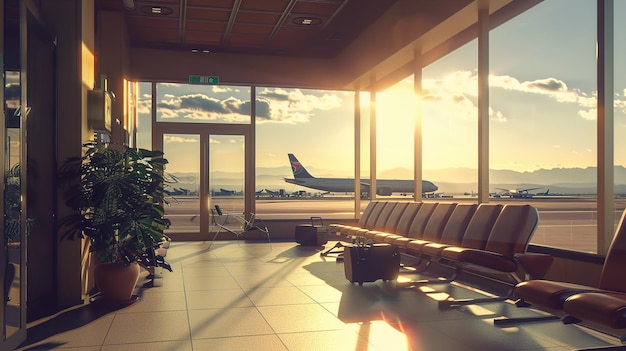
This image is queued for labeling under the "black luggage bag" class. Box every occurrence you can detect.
[343,243,401,285]
[295,216,328,246]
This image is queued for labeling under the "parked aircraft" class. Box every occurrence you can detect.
[212,188,239,196]
[494,187,543,199]
[255,188,281,198]
[284,154,438,196]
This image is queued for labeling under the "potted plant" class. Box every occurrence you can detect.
[58,140,171,301]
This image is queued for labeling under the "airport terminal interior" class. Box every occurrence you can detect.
[3,0,626,350]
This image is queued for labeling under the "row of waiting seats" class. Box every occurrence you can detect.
[329,200,626,348]
[495,209,626,348]
[328,201,543,308]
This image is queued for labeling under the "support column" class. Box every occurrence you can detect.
[477,4,490,204]
[45,0,95,307]
[369,76,377,200]
[413,47,423,198]
[354,86,361,217]
[597,0,614,254]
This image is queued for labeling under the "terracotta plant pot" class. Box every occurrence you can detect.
[93,261,140,302]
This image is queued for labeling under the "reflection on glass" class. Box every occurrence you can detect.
[209,135,244,231]
[4,70,21,339]
[163,134,200,234]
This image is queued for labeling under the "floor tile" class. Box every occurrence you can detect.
[16,241,626,351]
[103,310,190,345]
[186,288,253,309]
[192,335,288,351]
[188,306,275,339]
[257,303,350,333]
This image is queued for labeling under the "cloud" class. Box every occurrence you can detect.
[142,86,345,124]
[164,135,197,144]
[489,74,606,120]
[423,70,625,123]
[179,94,227,113]
[255,88,343,123]
[155,93,250,122]
[524,78,568,92]
[422,71,507,124]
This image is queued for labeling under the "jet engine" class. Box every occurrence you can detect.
[376,187,392,196]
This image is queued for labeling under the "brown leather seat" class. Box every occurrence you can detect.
[381,202,439,247]
[361,202,409,241]
[364,202,421,242]
[437,204,539,308]
[563,292,626,329]
[406,203,478,258]
[328,201,379,234]
[440,204,539,274]
[336,201,382,236]
[515,209,626,312]
[402,202,458,253]
[419,203,501,261]
[352,202,400,239]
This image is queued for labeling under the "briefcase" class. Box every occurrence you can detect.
[295,216,328,246]
[344,243,400,285]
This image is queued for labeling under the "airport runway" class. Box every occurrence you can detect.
[164,196,626,253]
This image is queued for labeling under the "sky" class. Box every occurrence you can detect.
[136,0,626,182]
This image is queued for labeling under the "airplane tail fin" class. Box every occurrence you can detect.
[288,153,314,178]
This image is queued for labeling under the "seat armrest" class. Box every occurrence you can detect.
[514,253,554,279]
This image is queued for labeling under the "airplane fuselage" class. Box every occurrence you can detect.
[284,177,438,194]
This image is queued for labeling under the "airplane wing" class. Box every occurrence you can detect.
[520,187,543,192]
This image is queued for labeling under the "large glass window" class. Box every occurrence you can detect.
[255,87,356,218]
[377,79,417,199]
[422,41,479,199]
[490,0,597,252]
[136,81,152,150]
[155,83,251,124]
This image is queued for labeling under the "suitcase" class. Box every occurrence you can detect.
[295,217,328,246]
[344,243,400,285]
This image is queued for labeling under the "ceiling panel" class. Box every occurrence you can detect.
[96,0,401,58]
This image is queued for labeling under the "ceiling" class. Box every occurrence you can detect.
[96,0,402,58]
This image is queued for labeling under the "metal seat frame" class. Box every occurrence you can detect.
[210,205,270,247]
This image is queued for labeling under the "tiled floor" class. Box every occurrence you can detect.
[15,240,626,351]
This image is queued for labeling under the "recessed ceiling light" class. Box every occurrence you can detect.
[140,5,173,15]
[292,17,322,26]
[191,49,199,53]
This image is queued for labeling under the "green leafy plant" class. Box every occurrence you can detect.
[58,140,171,267]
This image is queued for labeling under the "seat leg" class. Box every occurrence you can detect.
[493,315,561,326]
[438,295,509,309]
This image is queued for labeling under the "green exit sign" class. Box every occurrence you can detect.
[189,75,220,85]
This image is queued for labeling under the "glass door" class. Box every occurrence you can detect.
[161,132,247,239]
[208,134,245,233]
[162,134,201,235]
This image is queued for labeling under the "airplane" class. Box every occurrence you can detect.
[212,188,239,196]
[255,188,281,198]
[494,187,543,199]
[284,154,438,196]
